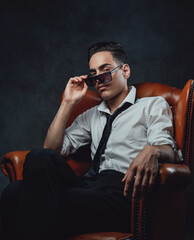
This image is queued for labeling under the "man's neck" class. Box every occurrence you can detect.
[107,87,130,114]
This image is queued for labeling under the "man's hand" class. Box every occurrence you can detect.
[122,146,160,200]
[43,75,88,152]
[63,75,88,105]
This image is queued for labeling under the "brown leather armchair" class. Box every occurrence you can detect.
[1,80,194,240]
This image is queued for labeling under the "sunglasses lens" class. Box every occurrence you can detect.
[85,76,96,87]
[85,72,112,87]
[98,72,112,83]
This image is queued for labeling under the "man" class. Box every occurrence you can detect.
[1,42,180,240]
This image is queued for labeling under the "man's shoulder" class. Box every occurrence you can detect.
[135,98,172,122]
[135,96,170,113]
[136,95,167,105]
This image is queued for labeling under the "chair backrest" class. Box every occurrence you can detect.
[134,81,194,170]
[63,80,194,171]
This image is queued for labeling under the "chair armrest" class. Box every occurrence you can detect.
[1,151,30,182]
[130,163,191,239]
[157,163,191,185]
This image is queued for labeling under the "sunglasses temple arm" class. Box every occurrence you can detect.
[111,65,122,73]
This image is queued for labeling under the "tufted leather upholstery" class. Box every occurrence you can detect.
[1,80,194,240]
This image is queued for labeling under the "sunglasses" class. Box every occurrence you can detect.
[85,65,122,87]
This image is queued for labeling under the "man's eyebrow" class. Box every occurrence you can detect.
[89,63,112,73]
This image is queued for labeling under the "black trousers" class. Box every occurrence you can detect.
[0,148,131,240]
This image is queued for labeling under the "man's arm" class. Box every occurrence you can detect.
[43,75,88,153]
[122,144,178,200]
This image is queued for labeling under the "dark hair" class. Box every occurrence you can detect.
[88,41,127,64]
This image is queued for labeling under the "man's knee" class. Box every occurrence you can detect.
[27,148,58,160]
[23,148,61,176]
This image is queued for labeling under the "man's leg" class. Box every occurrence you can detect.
[15,148,84,240]
[1,149,132,240]
[57,170,132,239]
[0,180,22,239]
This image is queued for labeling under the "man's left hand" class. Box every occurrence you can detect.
[122,145,160,200]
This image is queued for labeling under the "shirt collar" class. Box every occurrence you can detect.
[97,86,137,114]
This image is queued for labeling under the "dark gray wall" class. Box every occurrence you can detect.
[0,0,194,239]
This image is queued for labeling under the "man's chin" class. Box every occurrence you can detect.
[99,91,112,100]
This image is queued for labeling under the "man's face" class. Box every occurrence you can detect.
[89,51,129,101]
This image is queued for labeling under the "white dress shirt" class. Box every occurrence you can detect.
[61,86,179,174]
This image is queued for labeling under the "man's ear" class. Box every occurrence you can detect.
[122,64,130,79]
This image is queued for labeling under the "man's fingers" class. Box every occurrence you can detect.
[132,173,143,200]
[82,75,88,78]
[147,172,156,193]
[123,179,132,197]
[133,170,157,199]
[72,77,83,84]
[122,174,127,182]
[139,171,150,198]
[122,167,134,182]
[69,77,79,84]
[70,75,88,84]
[123,170,136,197]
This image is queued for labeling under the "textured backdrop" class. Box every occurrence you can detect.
[0,0,194,239]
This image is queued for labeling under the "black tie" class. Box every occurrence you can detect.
[86,102,132,177]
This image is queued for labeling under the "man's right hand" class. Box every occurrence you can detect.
[43,75,88,153]
[63,75,88,105]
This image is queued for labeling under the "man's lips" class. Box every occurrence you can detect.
[97,84,109,91]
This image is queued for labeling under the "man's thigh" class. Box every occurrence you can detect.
[58,172,131,238]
